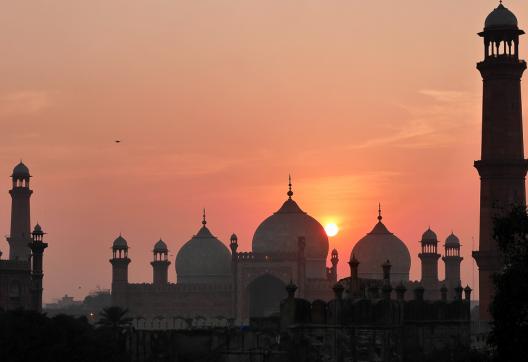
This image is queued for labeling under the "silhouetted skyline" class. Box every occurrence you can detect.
[2,1,526,303]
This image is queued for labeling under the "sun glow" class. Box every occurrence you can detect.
[324,223,339,237]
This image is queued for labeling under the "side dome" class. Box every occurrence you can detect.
[485,3,518,29]
[175,217,231,284]
[445,232,460,246]
[351,208,411,282]
[251,182,329,279]
[113,235,128,249]
[12,161,30,179]
[154,239,168,253]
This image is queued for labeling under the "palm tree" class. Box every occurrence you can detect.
[97,306,132,330]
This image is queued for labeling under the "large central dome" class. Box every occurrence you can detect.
[252,181,329,278]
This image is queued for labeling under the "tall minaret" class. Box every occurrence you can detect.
[7,161,33,261]
[473,3,528,320]
[110,235,130,306]
[418,228,440,299]
[151,239,170,285]
[443,233,462,301]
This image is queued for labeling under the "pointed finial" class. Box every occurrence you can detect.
[377,203,382,222]
[287,174,293,199]
[202,208,207,227]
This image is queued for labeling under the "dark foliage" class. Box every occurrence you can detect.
[97,306,132,329]
[489,205,528,361]
[0,309,130,362]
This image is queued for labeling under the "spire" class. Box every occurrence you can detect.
[202,208,207,227]
[287,174,293,199]
[377,203,383,222]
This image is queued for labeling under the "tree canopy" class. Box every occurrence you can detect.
[0,309,129,362]
[489,205,528,361]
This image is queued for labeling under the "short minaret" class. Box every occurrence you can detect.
[28,224,48,312]
[329,248,339,283]
[418,228,441,297]
[151,239,170,286]
[348,253,360,297]
[297,236,306,297]
[381,260,393,300]
[229,233,238,319]
[474,3,528,320]
[7,162,33,261]
[110,234,130,306]
[442,233,463,301]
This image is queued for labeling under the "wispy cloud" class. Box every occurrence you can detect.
[0,90,56,116]
[351,89,479,149]
[419,89,467,103]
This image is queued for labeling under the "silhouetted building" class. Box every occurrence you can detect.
[121,264,471,362]
[110,180,337,323]
[44,290,111,318]
[110,179,469,329]
[346,208,465,302]
[473,2,528,320]
[280,264,471,362]
[0,162,48,312]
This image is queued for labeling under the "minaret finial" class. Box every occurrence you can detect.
[202,208,207,227]
[377,203,382,222]
[287,174,293,199]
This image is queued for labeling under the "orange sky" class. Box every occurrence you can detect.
[0,1,525,303]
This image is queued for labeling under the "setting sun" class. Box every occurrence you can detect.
[324,223,339,237]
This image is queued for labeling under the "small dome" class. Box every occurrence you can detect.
[230,233,238,242]
[113,235,128,249]
[33,224,43,234]
[485,3,518,29]
[351,210,411,283]
[12,162,30,179]
[154,239,168,252]
[445,232,460,246]
[421,228,438,243]
[175,224,231,284]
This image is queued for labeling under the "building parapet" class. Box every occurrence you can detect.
[127,282,232,293]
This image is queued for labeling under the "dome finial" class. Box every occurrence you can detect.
[202,208,207,227]
[287,174,293,199]
[377,203,383,222]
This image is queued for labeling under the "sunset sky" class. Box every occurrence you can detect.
[1,1,525,303]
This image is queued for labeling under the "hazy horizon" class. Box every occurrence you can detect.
[1,0,524,303]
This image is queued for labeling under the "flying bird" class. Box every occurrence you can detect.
[115,140,121,143]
